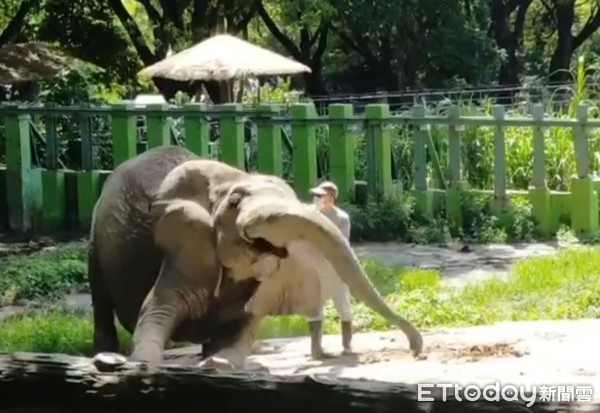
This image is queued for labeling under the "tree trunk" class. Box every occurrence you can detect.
[489,0,532,103]
[548,1,575,83]
[0,352,595,413]
[303,65,327,96]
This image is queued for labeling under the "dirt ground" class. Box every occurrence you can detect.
[163,318,600,403]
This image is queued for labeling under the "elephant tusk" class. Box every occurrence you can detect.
[239,228,253,244]
[213,267,223,298]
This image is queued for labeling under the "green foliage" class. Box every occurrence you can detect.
[0,307,131,355]
[0,245,87,304]
[343,191,536,245]
[35,0,144,93]
[3,247,599,354]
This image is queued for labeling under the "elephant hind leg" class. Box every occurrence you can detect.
[88,246,119,354]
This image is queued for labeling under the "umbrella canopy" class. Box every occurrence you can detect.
[0,42,93,83]
[138,34,312,81]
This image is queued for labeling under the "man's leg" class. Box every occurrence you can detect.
[331,281,354,354]
[306,307,335,359]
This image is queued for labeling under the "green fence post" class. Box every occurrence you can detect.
[446,105,466,229]
[5,106,42,232]
[411,105,432,217]
[219,103,245,168]
[256,104,282,176]
[146,103,170,149]
[527,104,553,235]
[41,103,66,230]
[111,102,137,168]
[76,107,101,231]
[184,103,210,156]
[0,106,7,229]
[328,103,355,203]
[365,104,392,201]
[491,105,508,215]
[291,102,318,200]
[570,104,598,234]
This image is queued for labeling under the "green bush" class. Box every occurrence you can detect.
[345,191,537,244]
[0,245,88,304]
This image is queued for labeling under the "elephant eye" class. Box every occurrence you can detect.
[227,187,249,207]
[228,192,243,207]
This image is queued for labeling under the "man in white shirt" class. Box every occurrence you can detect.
[307,181,354,358]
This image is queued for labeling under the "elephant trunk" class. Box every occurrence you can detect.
[236,200,424,355]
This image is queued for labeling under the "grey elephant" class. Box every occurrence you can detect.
[89,146,423,369]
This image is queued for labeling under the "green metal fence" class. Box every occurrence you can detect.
[0,101,599,236]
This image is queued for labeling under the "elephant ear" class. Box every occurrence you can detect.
[150,198,218,273]
[236,199,349,250]
[235,200,347,317]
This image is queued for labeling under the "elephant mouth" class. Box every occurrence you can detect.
[249,237,288,259]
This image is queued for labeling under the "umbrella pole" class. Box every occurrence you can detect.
[236,76,245,103]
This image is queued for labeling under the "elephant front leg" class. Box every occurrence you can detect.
[130,290,184,364]
[198,316,264,371]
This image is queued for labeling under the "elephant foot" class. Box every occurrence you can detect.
[129,343,164,365]
[92,352,128,372]
[198,347,249,371]
[341,347,354,356]
[311,347,337,360]
[198,356,236,371]
[198,356,268,372]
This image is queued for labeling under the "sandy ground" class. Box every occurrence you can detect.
[164,318,600,403]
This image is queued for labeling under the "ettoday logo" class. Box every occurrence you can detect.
[417,382,593,407]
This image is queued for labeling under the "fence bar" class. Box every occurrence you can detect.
[41,103,66,230]
[219,103,245,169]
[291,102,318,200]
[412,105,432,216]
[5,107,42,232]
[183,103,210,157]
[328,104,355,203]
[492,105,507,213]
[111,102,137,168]
[528,103,552,235]
[365,104,392,201]
[256,104,282,175]
[146,104,170,149]
[570,104,598,234]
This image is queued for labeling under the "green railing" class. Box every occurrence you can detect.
[0,101,599,236]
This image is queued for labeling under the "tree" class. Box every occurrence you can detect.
[0,0,40,46]
[489,0,533,86]
[257,0,330,96]
[329,0,497,92]
[544,0,600,82]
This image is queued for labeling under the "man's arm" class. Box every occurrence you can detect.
[338,212,351,240]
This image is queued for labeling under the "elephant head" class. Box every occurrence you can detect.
[211,173,424,356]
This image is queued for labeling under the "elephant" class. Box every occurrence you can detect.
[88,145,424,369]
[89,146,260,360]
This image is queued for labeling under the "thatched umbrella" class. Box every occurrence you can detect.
[0,42,91,83]
[138,34,311,102]
[0,42,97,101]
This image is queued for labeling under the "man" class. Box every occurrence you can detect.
[307,181,354,358]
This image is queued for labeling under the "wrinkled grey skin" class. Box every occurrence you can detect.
[88,146,259,359]
[89,146,423,368]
